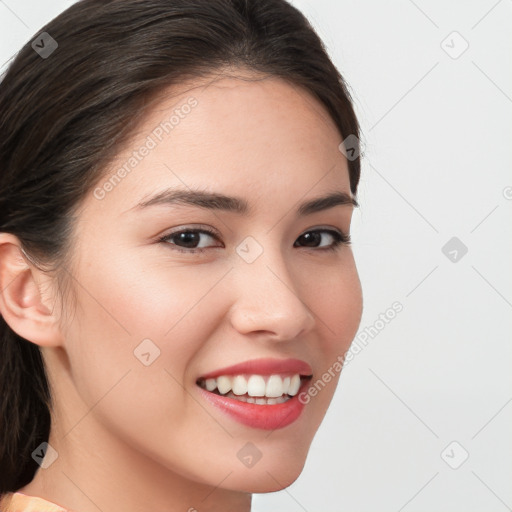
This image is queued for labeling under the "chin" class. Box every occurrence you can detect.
[226,456,307,494]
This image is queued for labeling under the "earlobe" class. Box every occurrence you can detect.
[0,233,64,348]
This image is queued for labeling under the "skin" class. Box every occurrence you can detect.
[0,71,363,512]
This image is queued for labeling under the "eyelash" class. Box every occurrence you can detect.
[157,226,351,254]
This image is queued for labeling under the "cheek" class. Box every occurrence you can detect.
[306,254,363,351]
[302,257,362,408]
[71,249,225,343]
[62,253,230,401]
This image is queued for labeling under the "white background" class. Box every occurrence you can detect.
[1,1,511,511]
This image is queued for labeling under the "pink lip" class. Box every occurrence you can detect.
[198,357,313,380]
[197,377,312,430]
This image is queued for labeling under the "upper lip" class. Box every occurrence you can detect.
[198,357,313,380]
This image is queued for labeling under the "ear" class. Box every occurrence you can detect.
[0,233,64,347]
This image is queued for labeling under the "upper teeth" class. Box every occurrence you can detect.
[202,374,302,398]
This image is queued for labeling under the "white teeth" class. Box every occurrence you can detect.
[216,376,232,395]
[265,375,284,397]
[205,378,217,392]
[283,376,291,394]
[247,375,266,397]
[288,374,301,396]
[232,375,248,396]
[218,391,292,405]
[199,373,305,398]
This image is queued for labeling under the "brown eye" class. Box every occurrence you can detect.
[294,229,350,251]
[160,228,220,253]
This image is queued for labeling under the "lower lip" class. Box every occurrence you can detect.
[196,378,310,430]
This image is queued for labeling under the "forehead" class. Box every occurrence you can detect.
[86,73,351,217]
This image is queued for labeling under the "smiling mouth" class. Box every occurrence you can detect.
[196,373,312,405]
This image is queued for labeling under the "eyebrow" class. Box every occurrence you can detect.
[134,188,358,216]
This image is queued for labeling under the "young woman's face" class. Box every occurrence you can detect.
[53,74,363,493]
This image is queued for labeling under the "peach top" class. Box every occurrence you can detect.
[0,492,73,512]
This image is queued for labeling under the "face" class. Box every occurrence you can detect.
[52,73,363,493]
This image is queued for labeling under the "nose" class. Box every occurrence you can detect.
[228,244,316,343]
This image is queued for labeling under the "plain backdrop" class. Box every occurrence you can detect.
[1,1,511,511]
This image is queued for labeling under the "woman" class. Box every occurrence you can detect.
[0,0,363,510]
